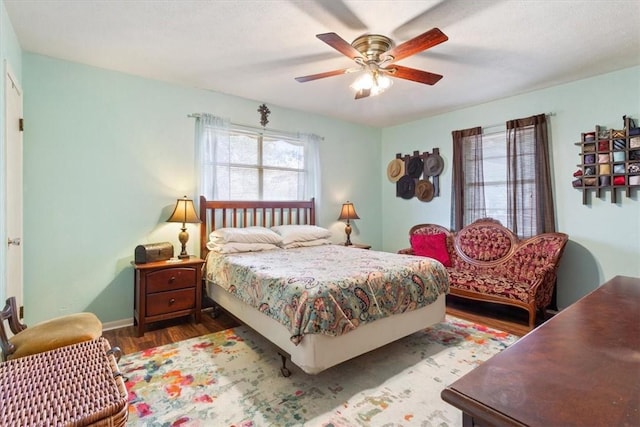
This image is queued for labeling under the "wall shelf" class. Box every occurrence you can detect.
[572,116,639,204]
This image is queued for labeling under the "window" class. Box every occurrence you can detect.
[452,114,555,238]
[195,114,320,202]
[466,130,536,227]
[213,132,305,200]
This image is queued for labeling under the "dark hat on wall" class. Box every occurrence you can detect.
[425,154,444,176]
[407,157,424,179]
[396,175,415,199]
[387,158,405,182]
[415,179,434,202]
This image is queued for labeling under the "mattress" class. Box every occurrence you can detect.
[205,244,449,344]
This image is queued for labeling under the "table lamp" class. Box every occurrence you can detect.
[166,196,201,258]
[338,201,360,246]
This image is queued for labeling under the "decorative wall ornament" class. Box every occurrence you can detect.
[258,104,271,127]
[387,148,443,202]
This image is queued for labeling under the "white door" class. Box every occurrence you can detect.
[5,64,23,316]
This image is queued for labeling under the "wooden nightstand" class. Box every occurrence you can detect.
[133,257,205,337]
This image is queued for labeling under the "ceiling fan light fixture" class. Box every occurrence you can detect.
[351,72,374,91]
[350,71,392,97]
[376,74,393,90]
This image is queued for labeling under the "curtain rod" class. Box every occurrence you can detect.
[187,113,323,140]
[483,112,556,132]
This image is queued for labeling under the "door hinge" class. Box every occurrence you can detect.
[19,118,24,132]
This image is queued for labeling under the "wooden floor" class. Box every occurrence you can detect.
[103,299,537,355]
[102,309,240,355]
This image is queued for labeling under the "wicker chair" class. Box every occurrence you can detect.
[0,297,103,361]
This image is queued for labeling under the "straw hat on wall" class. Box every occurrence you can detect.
[387,158,405,182]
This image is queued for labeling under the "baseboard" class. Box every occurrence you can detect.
[102,317,134,331]
[101,309,214,332]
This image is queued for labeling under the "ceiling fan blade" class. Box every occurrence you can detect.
[291,1,367,31]
[295,68,351,82]
[393,2,498,40]
[382,28,448,62]
[387,65,443,85]
[316,32,365,60]
[355,88,371,100]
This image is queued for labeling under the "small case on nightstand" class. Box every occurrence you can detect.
[134,242,174,263]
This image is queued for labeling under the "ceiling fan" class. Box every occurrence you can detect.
[295,28,448,99]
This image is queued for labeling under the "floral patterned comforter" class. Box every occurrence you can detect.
[205,245,449,344]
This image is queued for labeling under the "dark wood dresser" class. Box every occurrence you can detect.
[441,275,640,427]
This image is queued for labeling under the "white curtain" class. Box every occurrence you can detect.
[300,133,321,206]
[194,114,230,200]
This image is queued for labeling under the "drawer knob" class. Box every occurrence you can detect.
[169,298,176,305]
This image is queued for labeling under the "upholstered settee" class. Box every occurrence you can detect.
[399,219,568,329]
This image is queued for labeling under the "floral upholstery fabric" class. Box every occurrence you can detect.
[502,235,568,308]
[446,270,533,303]
[455,224,514,262]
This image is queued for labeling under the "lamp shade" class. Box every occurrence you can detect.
[338,201,360,221]
[166,196,201,224]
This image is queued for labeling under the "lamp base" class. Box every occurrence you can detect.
[344,223,353,246]
[178,227,190,259]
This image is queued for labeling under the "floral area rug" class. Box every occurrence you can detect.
[120,316,518,426]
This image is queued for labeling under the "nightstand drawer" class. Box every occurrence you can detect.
[146,288,196,316]
[146,267,196,293]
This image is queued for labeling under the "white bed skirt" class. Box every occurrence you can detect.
[207,282,447,374]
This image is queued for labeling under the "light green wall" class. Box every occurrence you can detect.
[381,66,640,309]
[22,53,381,324]
[0,0,23,303]
[17,48,640,323]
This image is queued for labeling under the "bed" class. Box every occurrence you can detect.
[199,197,449,375]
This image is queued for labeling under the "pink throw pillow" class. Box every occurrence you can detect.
[410,233,451,267]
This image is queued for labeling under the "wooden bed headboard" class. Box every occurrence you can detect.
[199,196,316,258]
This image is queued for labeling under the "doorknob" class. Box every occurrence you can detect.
[7,238,21,246]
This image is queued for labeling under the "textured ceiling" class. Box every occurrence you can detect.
[5,0,640,127]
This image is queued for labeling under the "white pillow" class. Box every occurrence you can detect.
[207,242,280,254]
[271,225,332,245]
[282,238,332,249]
[209,226,282,245]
